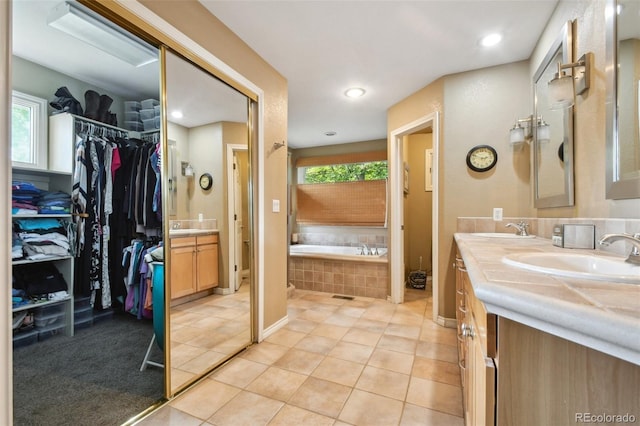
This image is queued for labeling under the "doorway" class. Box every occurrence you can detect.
[227,145,249,292]
[389,112,439,322]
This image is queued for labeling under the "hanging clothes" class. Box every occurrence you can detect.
[71,118,162,310]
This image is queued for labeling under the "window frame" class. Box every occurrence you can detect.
[11,90,48,170]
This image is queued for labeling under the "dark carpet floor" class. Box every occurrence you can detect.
[13,311,164,426]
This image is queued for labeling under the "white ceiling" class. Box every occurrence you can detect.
[12,0,559,147]
[200,0,559,148]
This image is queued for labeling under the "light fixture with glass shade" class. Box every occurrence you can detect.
[547,53,591,110]
[509,115,550,145]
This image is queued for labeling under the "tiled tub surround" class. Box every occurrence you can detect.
[289,252,388,299]
[454,232,640,365]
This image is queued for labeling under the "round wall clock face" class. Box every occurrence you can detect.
[466,145,498,172]
[199,173,213,190]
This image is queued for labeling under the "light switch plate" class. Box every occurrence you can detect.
[493,207,503,221]
[272,199,280,213]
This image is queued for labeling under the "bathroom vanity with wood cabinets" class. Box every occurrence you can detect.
[455,233,639,426]
[169,231,219,300]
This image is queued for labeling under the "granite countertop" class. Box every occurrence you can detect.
[454,233,640,366]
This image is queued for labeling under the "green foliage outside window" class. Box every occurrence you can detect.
[12,104,32,163]
[304,161,388,183]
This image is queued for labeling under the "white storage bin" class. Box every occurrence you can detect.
[140,109,155,121]
[124,111,140,122]
[141,99,159,110]
[124,101,141,112]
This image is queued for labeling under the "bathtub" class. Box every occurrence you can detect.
[289,244,387,263]
[288,244,388,299]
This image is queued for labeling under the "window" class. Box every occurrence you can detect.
[295,151,388,226]
[302,161,388,183]
[11,91,48,170]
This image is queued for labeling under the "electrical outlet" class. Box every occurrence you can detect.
[493,207,503,221]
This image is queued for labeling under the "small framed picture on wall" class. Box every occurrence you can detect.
[404,162,410,194]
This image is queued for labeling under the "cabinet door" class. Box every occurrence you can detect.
[170,246,196,298]
[470,313,496,426]
[196,243,218,291]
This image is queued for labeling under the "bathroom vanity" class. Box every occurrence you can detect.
[169,230,219,300]
[454,233,639,426]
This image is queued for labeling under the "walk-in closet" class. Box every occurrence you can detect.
[10,1,254,424]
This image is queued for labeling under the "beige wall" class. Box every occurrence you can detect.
[390,62,533,318]
[532,0,640,219]
[390,0,640,320]
[140,0,289,328]
[403,133,433,276]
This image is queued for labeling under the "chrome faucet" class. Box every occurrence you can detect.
[360,244,370,255]
[171,222,181,230]
[598,233,640,265]
[505,221,529,236]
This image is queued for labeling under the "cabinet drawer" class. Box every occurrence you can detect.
[196,234,218,245]
[170,236,196,248]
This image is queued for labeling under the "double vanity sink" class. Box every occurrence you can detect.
[503,251,640,284]
[470,232,640,284]
[457,231,640,365]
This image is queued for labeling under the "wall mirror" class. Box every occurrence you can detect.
[163,48,252,396]
[533,21,575,208]
[606,0,640,199]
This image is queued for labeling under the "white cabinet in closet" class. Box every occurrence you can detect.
[12,166,75,341]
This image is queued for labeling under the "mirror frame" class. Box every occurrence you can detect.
[605,0,640,199]
[533,21,575,208]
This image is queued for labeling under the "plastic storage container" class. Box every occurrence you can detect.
[154,105,161,117]
[124,101,141,112]
[125,111,140,122]
[141,99,159,110]
[74,305,93,323]
[140,108,155,121]
[34,310,64,328]
[13,329,38,348]
[142,118,156,131]
[74,316,93,331]
[34,302,64,317]
[37,322,65,341]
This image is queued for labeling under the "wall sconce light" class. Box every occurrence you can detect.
[547,53,591,110]
[182,161,194,177]
[509,115,550,145]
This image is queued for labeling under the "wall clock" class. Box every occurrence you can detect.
[199,173,213,190]
[466,145,498,172]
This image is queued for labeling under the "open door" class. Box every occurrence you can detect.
[233,151,243,290]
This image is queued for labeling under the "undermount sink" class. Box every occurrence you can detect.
[502,252,640,284]
[169,228,212,236]
[472,233,536,239]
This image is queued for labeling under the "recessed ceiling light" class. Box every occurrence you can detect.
[480,33,502,47]
[324,131,337,136]
[344,87,366,98]
[171,110,183,119]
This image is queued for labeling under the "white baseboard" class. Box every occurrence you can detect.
[260,315,288,342]
[213,287,235,295]
[436,316,457,329]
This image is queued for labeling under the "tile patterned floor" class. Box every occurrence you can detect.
[136,288,463,426]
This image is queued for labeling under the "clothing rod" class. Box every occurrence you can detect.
[70,113,128,133]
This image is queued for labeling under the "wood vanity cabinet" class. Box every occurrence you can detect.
[455,254,496,426]
[170,234,219,299]
[195,234,219,291]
